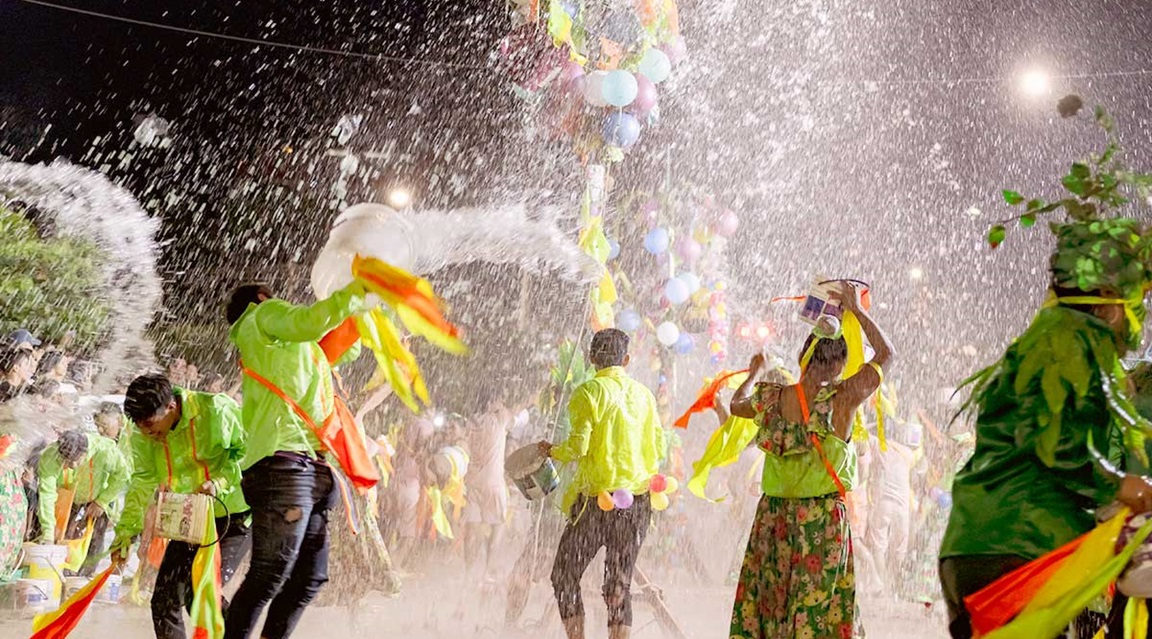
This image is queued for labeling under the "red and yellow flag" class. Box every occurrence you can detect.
[31,567,114,639]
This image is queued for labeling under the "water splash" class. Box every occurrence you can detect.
[0,160,162,392]
[311,202,600,299]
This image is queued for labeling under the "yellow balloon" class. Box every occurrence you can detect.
[664,476,680,494]
[597,491,615,511]
[651,491,670,511]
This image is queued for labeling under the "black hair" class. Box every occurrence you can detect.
[225,283,275,325]
[124,373,175,422]
[589,329,629,368]
[1051,285,1110,315]
[96,401,123,418]
[57,430,88,463]
[799,333,849,368]
[0,348,33,374]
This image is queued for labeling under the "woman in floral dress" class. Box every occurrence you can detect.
[728,282,893,639]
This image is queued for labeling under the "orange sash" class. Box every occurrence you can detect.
[795,384,848,499]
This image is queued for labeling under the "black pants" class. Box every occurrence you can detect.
[941,555,1105,639]
[64,502,110,577]
[153,512,251,639]
[551,493,651,627]
[224,453,338,639]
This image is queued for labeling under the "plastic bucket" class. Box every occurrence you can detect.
[22,544,68,601]
[506,444,559,501]
[62,573,122,604]
[14,579,56,613]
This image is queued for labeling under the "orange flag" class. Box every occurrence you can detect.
[673,369,750,429]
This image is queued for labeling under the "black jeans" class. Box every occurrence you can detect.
[551,493,651,627]
[153,512,251,639]
[224,453,338,639]
[941,555,1106,639]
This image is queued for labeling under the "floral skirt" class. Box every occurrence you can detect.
[730,493,863,639]
[0,469,27,576]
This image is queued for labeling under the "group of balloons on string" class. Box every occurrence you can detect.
[611,207,741,355]
[597,473,680,512]
[562,46,677,149]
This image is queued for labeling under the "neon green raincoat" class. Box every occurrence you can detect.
[37,432,129,543]
[113,388,248,548]
[228,283,365,470]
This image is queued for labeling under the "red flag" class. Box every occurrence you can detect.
[31,567,114,639]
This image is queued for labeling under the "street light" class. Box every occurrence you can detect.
[388,188,412,209]
[1020,70,1051,97]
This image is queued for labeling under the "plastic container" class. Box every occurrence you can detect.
[506,444,560,501]
[14,579,56,613]
[22,544,68,601]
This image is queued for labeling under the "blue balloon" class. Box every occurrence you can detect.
[664,277,690,305]
[602,112,641,149]
[607,239,621,260]
[617,309,642,332]
[561,1,579,18]
[644,227,670,254]
[638,48,672,83]
[674,333,695,355]
[937,492,953,509]
[677,272,701,294]
[601,70,638,107]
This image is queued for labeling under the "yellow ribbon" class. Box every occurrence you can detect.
[1044,293,1143,341]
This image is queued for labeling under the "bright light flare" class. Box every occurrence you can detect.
[1020,70,1051,97]
[388,188,412,208]
[908,266,924,281]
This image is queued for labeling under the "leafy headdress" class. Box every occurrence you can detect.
[972,96,1152,467]
[989,98,1152,347]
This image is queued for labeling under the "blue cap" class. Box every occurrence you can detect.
[5,329,41,349]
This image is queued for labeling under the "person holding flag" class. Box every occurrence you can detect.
[222,281,371,639]
[112,373,250,639]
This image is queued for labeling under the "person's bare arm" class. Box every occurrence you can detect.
[730,354,765,419]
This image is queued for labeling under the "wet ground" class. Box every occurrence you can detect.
[0,578,946,639]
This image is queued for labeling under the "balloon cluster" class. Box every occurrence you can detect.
[596,474,680,512]
[501,1,685,163]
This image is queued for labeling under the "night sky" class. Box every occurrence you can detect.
[5,0,1152,409]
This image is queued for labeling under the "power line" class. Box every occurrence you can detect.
[15,0,494,72]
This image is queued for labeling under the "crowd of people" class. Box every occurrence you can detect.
[4,201,1152,639]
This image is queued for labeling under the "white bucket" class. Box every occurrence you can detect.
[506,444,559,501]
[62,573,122,604]
[22,544,68,601]
[14,579,56,612]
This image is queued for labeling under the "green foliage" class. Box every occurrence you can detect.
[538,339,596,441]
[990,101,1152,300]
[0,205,112,353]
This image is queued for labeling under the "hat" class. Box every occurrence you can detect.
[5,329,41,350]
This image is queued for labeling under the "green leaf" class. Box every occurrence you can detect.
[988,225,1007,249]
[1002,190,1026,205]
[1026,199,1045,211]
[1096,106,1115,133]
[1062,174,1087,196]
[1070,163,1091,180]
[1020,214,1037,228]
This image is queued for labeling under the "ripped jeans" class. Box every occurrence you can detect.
[224,453,338,639]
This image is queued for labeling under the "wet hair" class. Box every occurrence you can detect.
[124,373,175,422]
[57,430,89,463]
[34,379,62,398]
[67,359,94,384]
[201,371,224,388]
[0,348,33,375]
[799,333,849,369]
[589,329,629,368]
[225,283,275,325]
[96,401,123,419]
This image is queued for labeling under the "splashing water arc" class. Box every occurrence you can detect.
[311,202,601,299]
[0,160,162,391]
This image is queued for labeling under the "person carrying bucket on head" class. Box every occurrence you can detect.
[112,373,251,639]
[538,328,666,639]
[222,281,371,639]
[36,428,129,577]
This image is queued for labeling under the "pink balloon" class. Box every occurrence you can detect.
[662,36,688,65]
[713,210,740,237]
[560,61,585,83]
[632,74,658,113]
[649,474,668,493]
[676,237,702,263]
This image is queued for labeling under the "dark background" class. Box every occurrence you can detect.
[4,0,1152,414]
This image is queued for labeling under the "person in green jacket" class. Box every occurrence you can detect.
[222,281,366,639]
[540,328,666,639]
[939,221,1152,635]
[37,429,129,576]
[113,373,250,639]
